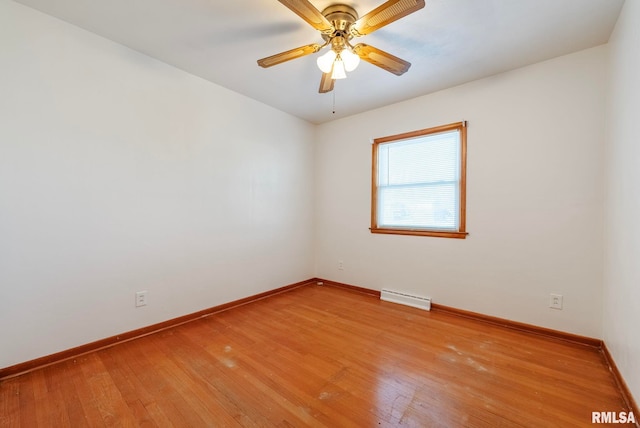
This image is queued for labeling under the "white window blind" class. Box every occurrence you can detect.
[376,129,461,231]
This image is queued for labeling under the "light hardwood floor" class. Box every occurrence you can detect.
[0,284,631,427]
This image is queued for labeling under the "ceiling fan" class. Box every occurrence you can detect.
[257,0,425,93]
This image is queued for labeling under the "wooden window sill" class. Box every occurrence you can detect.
[370,227,468,239]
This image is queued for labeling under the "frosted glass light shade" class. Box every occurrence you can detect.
[341,49,360,72]
[316,50,336,73]
[331,57,347,79]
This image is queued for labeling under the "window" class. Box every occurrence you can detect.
[371,121,467,239]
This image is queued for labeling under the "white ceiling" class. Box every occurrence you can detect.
[14,0,624,124]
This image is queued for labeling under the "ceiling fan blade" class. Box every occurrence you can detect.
[257,43,322,68]
[278,0,333,34]
[351,0,425,37]
[353,44,411,76]
[319,72,334,93]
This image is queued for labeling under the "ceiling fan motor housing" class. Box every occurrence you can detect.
[321,4,358,37]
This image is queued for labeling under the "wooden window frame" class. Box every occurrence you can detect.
[370,121,468,239]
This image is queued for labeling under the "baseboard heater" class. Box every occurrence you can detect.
[380,289,431,311]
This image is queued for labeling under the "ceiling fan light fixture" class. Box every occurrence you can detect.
[317,49,337,73]
[331,56,347,79]
[257,0,425,93]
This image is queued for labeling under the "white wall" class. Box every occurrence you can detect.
[0,1,315,368]
[315,46,607,338]
[604,0,640,404]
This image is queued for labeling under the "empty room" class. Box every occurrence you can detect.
[1,0,638,426]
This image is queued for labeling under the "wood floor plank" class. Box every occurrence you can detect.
[0,284,633,427]
[112,340,196,427]
[50,361,91,427]
[0,377,21,427]
[98,348,159,427]
[29,368,64,427]
[149,328,270,426]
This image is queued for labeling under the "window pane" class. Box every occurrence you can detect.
[378,183,458,230]
[378,131,459,186]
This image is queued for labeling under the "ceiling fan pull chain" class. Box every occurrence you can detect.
[332,86,336,114]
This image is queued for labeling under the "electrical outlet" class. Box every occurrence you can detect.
[135,291,148,307]
[338,260,344,270]
[549,293,563,310]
